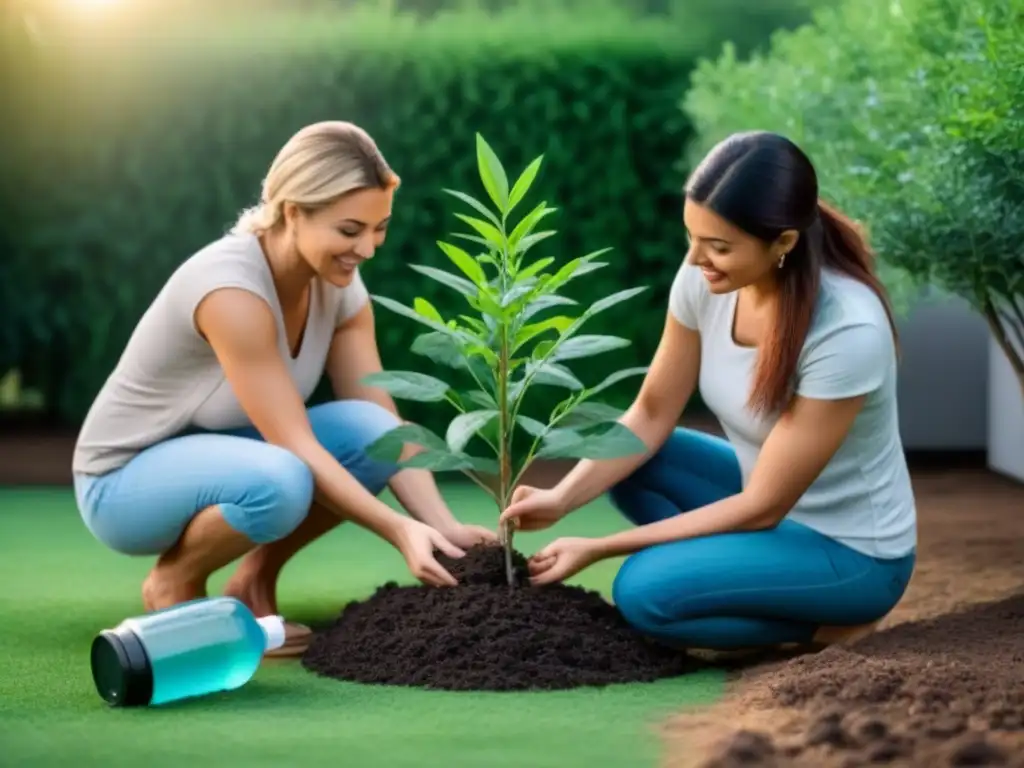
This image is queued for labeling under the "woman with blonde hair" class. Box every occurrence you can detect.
[73,121,495,656]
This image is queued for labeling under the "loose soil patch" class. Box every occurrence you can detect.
[662,468,1024,768]
[301,543,699,691]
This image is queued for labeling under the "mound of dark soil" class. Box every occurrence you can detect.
[702,593,1024,767]
[300,543,697,691]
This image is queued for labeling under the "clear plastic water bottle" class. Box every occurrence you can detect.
[90,596,286,707]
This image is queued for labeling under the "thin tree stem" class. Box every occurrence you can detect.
[983,297,1024,400]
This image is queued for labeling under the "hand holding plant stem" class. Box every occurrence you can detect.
[361,134,650,586]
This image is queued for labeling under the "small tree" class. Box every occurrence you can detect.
[683,0,1024,394]
[363,135,649,585]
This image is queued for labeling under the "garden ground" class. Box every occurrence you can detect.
[0,482,723,768]
[1,425,1021,766]
[662,465,1024,768]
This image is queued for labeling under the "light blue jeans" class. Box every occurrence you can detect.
[608,428,916,649]
[73,400,402,556]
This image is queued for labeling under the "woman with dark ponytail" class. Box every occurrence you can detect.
[501,131,916,651]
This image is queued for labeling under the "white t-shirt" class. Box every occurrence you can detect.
[669,261,917,559]
[73,233,369,475]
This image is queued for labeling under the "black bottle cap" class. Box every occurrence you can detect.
[90,626,154,707]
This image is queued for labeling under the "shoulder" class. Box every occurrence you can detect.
[170,233,273,299]
[796,270,897,400]
[668,261,712,330]
[165,233,277,333]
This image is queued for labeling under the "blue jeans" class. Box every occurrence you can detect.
[608,428,916,649]
[73,400,401,556]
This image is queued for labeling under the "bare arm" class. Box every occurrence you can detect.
[594,392,867,557]
[326,301,464,535]
[553,312,702,513]
[194,288,410,546]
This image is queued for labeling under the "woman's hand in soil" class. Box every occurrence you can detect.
[394,519,466,587]
[441,522,499,549]
[499,485,567,531]
[527,537,603,585]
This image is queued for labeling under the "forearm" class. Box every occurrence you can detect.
[558,402,676,512]
[373,396,461,531]
[295,437,408,545]
[388,465,460,532]
[594,491,781,558]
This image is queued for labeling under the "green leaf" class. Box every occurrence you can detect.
[365,423,447,463]
[451,233,494,251]
[561,401,624,427]
[473,289,505,319]
[507,155,543,214]
[401,450,476,472]
[466,455,501,475]
[527,361,584,390]
[521,293,578,321]
[547,249,613,288]
[442,188,503,230]
[410,331,467,370]
[586,286,648,316]
[531,339,557,361]
[515,230,556,254]
[516,415,549,437]
[508,202,557,248]
[455,214,505,249]
[552,334,631,361]
[437,241,487,286]
[513,315,574,351]
[500,282,536,308]
[371,295,463,339]
[464,389,498,409]
[360,370,452,402]
[465,343,499,367]
[467,356,497,392]
[413,297,444,324]
[516,257,555,281]
[446,409,499,453]
[587,366,649,396]
[536,422,647,460]
[478,252,501,269]
[408,264,476,297]
[457,315,489,336]
[476,133,510,213]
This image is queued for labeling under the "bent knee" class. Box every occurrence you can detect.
[311,399,401,450]
[607,473,641,513]
[612,554,673,633]
[226,449,314,543]
[308,399,403,493]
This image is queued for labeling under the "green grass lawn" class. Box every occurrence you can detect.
[0,484,724,768]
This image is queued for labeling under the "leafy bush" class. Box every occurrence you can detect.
[1,7,693,429]
[1,1,829,429]
[683,0,1024,390]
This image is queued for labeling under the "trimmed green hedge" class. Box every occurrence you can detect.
[1,4,819,433]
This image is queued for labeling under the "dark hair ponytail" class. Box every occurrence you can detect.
[686,132,899,415]
[751,199,899,414]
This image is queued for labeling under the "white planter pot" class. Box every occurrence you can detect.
[987,333,1024,483]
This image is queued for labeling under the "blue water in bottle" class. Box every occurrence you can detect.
[90,596,286,707]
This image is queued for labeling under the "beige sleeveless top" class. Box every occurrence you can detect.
[72,233,368,475]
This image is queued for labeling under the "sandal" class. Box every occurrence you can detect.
[263,621,313,658]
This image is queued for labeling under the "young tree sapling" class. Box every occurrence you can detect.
[362,134,650,586]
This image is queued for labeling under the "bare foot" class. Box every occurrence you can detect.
[142,567,207,612]
[222,568,279,617]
